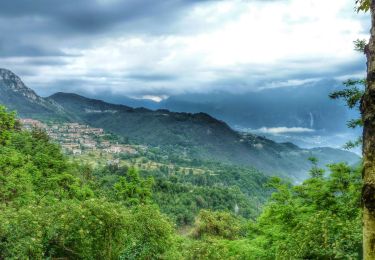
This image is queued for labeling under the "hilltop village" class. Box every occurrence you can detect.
[19,118,140,156]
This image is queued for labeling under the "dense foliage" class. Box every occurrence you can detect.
[0,105,363,259]
[0,106,175,259]
[93,162,267,226]
[249,163,362,259]
[178,162,362,259]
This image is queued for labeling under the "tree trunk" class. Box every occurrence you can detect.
[362,2,375,259]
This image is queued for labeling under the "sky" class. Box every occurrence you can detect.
[0,0,370,101]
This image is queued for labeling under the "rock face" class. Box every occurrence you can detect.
[0,68,69,120]
[0,68,40,101]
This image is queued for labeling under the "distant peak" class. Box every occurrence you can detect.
[0,68,20,79]
[0,68,41,101]
[0,68,14,73]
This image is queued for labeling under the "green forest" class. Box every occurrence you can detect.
[0,105,363,259]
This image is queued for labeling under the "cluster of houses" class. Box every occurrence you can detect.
[19,119,138,156]
[19,118,47,130]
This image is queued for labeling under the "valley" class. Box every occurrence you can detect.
[18,116,268,225]
[4,66,360,229]
[0,0,369,258]
[2,67,360,228]
[0,68,360,181]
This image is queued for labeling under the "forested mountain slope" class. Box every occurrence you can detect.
[0,68,360,180]
[49,92,360,179]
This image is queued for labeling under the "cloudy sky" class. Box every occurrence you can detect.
[0,0,370,100]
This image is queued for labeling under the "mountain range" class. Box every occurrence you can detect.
[0,68,360,180]
[77,79,362,149]
[80,79,357,133]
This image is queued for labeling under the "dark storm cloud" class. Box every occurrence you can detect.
[0,0,217,94]
[0,0,213,59]
[0,0,275,37]
[0,0,368,98]
[0,0,206,34]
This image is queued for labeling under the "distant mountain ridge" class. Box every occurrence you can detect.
[77,80,360,149]
[82,79,355,133]
[0,69,360,180]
